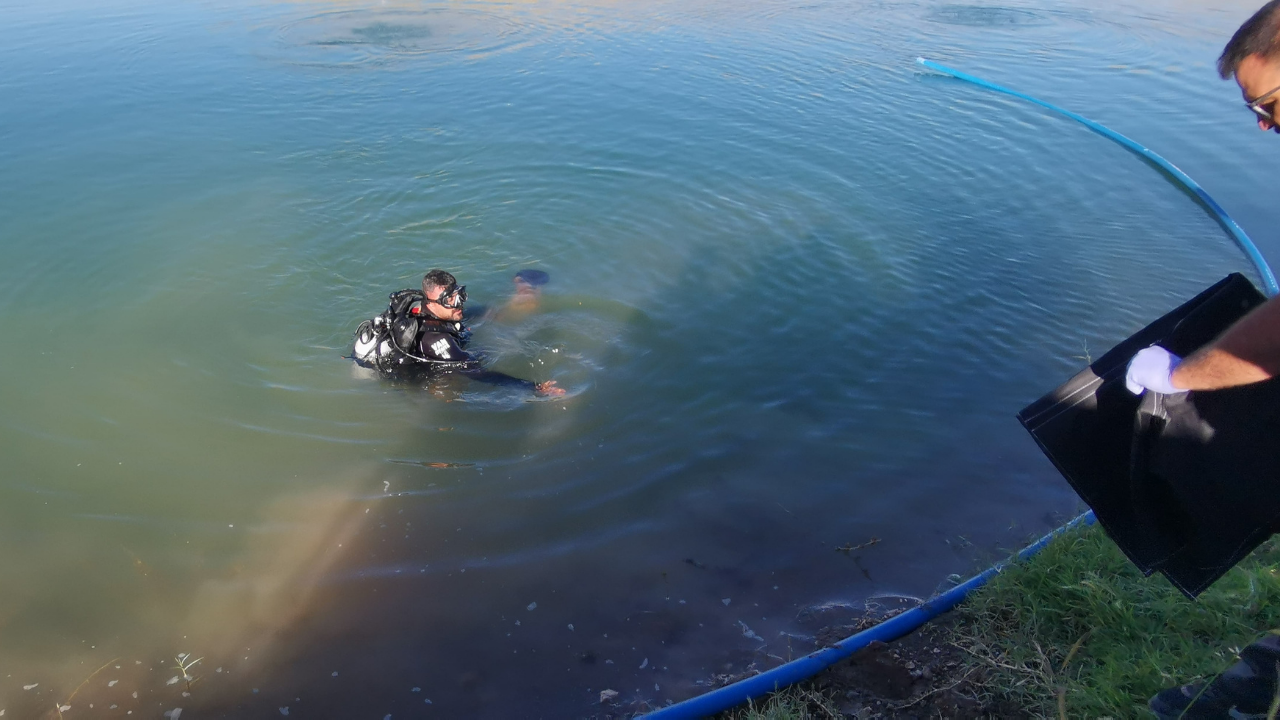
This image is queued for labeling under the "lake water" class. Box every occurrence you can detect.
[1,0,1275,716]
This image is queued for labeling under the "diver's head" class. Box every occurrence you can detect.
[422,269,467,322]
[513,268,549,297]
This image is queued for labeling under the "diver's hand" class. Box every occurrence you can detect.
[535,380,566,397]
[1124,345,1186,395]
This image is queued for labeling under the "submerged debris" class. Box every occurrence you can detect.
[599,689,619,704]
[836,537,881,554]
[738,621,765,642]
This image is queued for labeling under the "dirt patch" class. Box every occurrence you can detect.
[691,602,1030,719]
[808,612,1026,719]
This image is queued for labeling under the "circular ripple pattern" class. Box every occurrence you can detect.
[266,7,543,68]
[927,4,1054,27]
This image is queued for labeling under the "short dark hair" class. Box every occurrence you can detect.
[422,269,457,295]
[514,268,549,287]
[1219,0,1280,79]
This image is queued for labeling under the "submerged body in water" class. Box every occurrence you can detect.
[352,268,564,396]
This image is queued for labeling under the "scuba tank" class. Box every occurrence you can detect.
[352,290,424,367]
[352,318,381,360]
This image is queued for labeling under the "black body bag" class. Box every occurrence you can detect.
[1018,273,1280,598]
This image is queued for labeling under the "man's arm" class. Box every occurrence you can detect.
[1171,295,1280,390]
[461,368,564,396]
[420,330,563,396]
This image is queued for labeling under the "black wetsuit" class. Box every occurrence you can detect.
[414,317,477,368]
[414,316,535,389]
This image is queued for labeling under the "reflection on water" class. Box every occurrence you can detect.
[0,0,1275,715]
[926,5,1056,27]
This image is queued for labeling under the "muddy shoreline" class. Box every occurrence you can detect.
[587,598,1028,719]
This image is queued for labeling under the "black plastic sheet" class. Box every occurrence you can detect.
[1019,273,1280,598]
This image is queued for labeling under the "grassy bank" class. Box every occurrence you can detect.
[725,523,1280,719]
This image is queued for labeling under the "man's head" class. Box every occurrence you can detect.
[421,268,466,322]
[1219,0,1280,132]
[513,268,549,296]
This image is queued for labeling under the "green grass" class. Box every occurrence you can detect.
[957,523,1280,718]
[720,686,841,720]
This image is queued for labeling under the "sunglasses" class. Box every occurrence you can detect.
[429,284,467,309]
[1246,82,1280,123]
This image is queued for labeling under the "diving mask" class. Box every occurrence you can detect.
[432,284,467,309]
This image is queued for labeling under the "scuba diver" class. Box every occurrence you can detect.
[351,268,564,397]
[486,268,550,323]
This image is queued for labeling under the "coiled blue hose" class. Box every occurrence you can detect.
[917,58,1278,297]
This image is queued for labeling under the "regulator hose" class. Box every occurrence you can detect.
[916,57,1278,297]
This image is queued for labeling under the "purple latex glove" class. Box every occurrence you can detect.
[1125,345,1187,395]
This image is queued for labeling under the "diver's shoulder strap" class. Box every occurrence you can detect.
[418,318,465,334]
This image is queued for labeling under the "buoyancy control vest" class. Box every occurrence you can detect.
[352,289,480,378]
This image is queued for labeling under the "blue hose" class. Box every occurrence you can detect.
[641,511,1096,719]
[916,58,1278,297]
